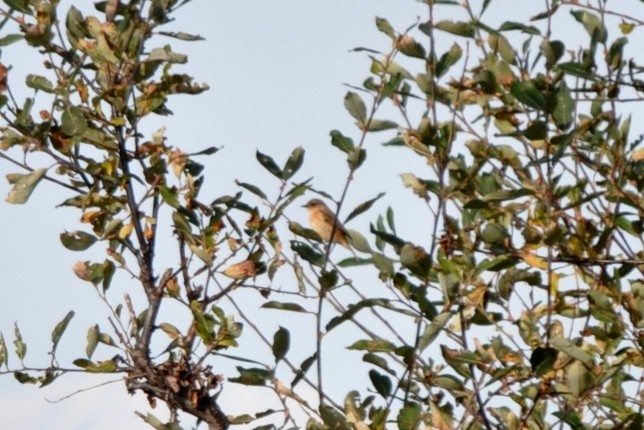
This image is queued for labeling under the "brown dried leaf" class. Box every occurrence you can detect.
[0,63,8,93]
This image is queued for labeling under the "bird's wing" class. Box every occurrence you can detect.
[322,211,349,234]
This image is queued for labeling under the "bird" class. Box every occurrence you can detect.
[303,198,352,249]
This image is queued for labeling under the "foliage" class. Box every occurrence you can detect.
[1,0,643,429]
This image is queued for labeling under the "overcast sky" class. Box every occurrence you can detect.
[1,1,642,429]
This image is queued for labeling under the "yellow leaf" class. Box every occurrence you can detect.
[549,271,559,296]
[118,222,134,239]
[619,21,635,35]
[521,250,548,269]
[465,284,487,307]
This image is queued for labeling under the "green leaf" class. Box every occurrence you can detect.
[172,212,193,241]
[261,301,308,313]
[432,20,475,38]
[498,21,541,35]
[567,359,594,398]
[272,326,290,363]
[511,80,547,110]
[551,337,593,365]
[65,6,85,47]
[282,146,304,180]
[159,322,182,340]
[552,410,586,430]
[51,311,75,354]
[288,221,324,243]
[102,260,116,292]
[326,299,389,331]
[607,37,628,70]
[367,119,399,132]
[375,16,395,39]
[190,146,220,156]
[74,358,117,373]
[475,256,519,274]
[290,240,325,267]
[330,130,354,154]
[524,120,549,140]
[348,339,396,352]
[86,325,98,359]
[0,333,7,367]
[363,352,395,376]
[347,148,366,170]
[481,188,534,202]
[60,231,98,251]
[488,34,516,64]
[432,374,465,392]
[552,82,574,130]
[14,371,37,384]
[25,74,54,93]
[135,412,185,430]
[16,97,33,129]
[418,312,452,351]
[396,35,426,59]
[397,402,422,430]
[236,180,267,200]
[570,10,607,43]
[386,206,396,233]
[320,404,352,430]
[540,39,565,68]
[5,168,47,204]
[615,214,639,236]
[0,34,25,47]
[2,0,31,13]
[481,223,509,244]
[369,369,392,398]
[61,106,88,137]
[344,192,385,223]
[158,31,205,41]
[344,91,368,126]
[344,229,370,254]
[530,346,558,376]
[147,46,187,63]
[370,224,406,249]
[256,150,283,179]
[371,251,395,277]
[98,331,116,347]
[436,43,463,78]
[190,302,215,346]
[227,415,257,425]
[230,366,272,386]
[556,61,595,80]
[13,323,26,361]
[318,270,339,291]
[400,244,432,278]
[292,352,317,387]
[159,186,180,208]
[480,0,492,14]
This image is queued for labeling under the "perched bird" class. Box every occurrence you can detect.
[303,198,352,249]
